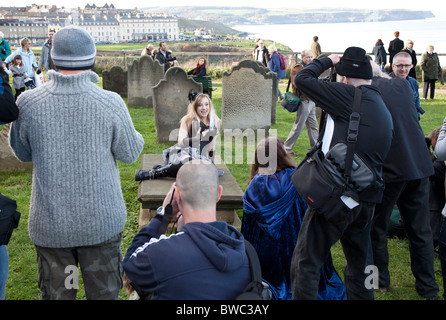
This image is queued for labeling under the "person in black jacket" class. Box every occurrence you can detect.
[0,62,19,300]
[155,41,176,73]
[370,75,439,299]
[0,62,19,124]
[290,47,394,300]
[388,31,404,65]
[187,56,207,77]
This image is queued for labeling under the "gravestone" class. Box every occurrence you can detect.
[127,55,164,107]
[102,66,127,98]
[152,67,202,143]
[221,60,277,131]
[0,124,32,171]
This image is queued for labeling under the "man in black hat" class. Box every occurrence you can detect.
[290,47,394,300]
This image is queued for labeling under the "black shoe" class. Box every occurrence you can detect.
[135,167,169,181]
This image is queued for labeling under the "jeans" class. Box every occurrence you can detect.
[0,245,8,300]
[440,215,446,300]
[291,202,375,300]
[423,79,436,99]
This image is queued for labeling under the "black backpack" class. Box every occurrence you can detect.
[0,194,21,246]
[236,240,271,300]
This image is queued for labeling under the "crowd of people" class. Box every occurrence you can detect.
[0,25,445,302]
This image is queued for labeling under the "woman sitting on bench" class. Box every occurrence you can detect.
[135,92,221,181]
[187,56,207,77]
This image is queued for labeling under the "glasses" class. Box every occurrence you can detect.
[394,64,412,68]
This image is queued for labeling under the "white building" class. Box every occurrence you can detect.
[0,5,179,45]
[118,12,179,42]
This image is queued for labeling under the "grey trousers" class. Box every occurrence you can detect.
[284,99,319,152]
[35,233,123,300]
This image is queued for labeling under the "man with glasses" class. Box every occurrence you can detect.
[391,51,423,119]
[254,39,270,67]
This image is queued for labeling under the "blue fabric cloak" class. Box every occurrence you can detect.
[241,167,346,300]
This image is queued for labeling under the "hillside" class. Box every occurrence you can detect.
[143,7,435,26]
[177,18,242,35]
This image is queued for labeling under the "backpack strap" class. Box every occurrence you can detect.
[235,240,267,300]
[244,240,262,283]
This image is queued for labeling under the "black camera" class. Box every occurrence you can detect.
[1,48,6,54]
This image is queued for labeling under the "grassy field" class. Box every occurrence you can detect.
[0,78,445,300]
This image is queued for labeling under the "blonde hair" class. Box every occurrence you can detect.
[268,44,277,54]
[20,37,31,47]
[180,93,219,129]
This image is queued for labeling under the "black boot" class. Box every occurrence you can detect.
[135,166,170,181]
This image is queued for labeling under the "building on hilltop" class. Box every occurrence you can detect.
[0,4,178,45]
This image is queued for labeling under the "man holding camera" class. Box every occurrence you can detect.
[290,47,394,300]
[122,160,251,300]
[155,40,176,73]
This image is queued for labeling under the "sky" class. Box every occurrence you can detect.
[4,0,443,16]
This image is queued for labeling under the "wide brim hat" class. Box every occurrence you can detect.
[51,26,96,70]
[336,46,372,80]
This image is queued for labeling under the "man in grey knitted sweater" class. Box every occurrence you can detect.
[9,26,144,300]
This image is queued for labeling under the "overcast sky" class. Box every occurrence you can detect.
[5,0,443,16]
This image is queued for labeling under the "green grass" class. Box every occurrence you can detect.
[1,80,445,300]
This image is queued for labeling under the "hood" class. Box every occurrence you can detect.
[243,167,306,238]
[243,167,298,213]
[183,221,246,273]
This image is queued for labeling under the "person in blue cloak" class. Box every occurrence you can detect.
[241,137,346,300]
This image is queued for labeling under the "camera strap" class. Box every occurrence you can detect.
[344,87,362,181]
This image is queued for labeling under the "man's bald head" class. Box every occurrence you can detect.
[176,160,219,210]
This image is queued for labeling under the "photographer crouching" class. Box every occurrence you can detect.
[122,160,251,300]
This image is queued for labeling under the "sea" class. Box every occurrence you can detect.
[234,15,446,66]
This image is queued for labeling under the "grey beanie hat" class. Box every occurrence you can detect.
[51,25,96,69]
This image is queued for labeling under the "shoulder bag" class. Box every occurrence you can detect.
[291,87,376,223]
[281,78,301,112]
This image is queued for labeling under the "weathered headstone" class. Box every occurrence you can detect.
[102,66,128,98]
[127,55,164,107]
[0,124,32,171]
[221,60,277,131]
[152,67,202,143]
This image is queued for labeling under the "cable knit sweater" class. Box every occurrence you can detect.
[9,70,144,248]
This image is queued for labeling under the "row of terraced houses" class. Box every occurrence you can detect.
[0,3,179,46]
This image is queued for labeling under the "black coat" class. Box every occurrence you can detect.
[388,38,404,64]
[372,76,434,182]
[0,68,19,124]
[187,65,206,77]
[294,57,394,203]
[155,50,173,73]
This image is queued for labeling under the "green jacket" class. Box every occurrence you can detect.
[421,52,441,81]
[0,38,11,61]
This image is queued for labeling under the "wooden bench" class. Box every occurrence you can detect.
[137,154,243,229]
[191,76,217,98]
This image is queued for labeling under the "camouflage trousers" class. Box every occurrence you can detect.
[34,233,123,300]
